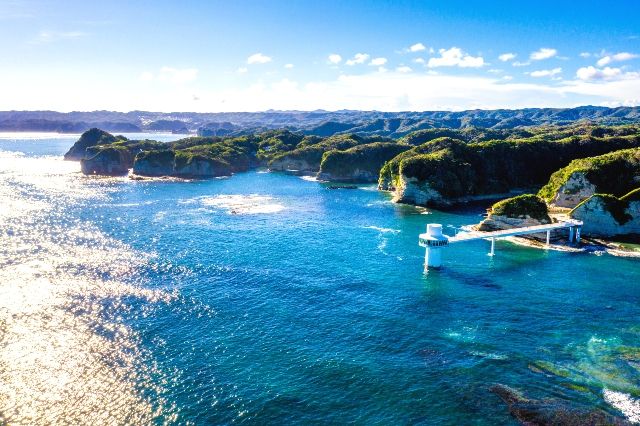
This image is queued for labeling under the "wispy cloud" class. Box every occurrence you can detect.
[528,67,562,78]
[597,52,638,67]
[498,53,516,62]
[530,48,557,61]
[328,54,342,64]
[396,66,412,73]
[29,30,86,44]
[428,47,484,68]
[247,53,272,64]
[346,53,370,66]
[284,63,294,69]
[237,67,248,74]
[140,67,198,83]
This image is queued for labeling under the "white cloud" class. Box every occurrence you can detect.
[529,67,562,78]
[140,67,198,83]
[6,67,640,112]
[597,52,638,67]
[396,66,412,73]
[237,67,248,74]
[488,69,503,74]
[328,54,342,64]
[284,63,294,69]
[530,48,557,61]
[369,57,387,66]
[498,53,516,62]
[503,75,513,81]
[576,66,624,81]
[30,30,86,44]
[247,53,272,64]
[413,57,426,64]
[346,53,370,65]
[579,52,592,58]
[409,42,426,52]
[512,61,530,67]
[428,47,484,68]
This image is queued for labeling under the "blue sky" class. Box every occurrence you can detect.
[1,0,639,111]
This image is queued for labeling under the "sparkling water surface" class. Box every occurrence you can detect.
[0,134,639,424]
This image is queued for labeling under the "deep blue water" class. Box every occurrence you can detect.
[0,134,639,424]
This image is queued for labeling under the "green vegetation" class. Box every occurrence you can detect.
[381,134,640,200]
[539,148,640,201]
[319,142,410,180]
[268,134,389,170]
[63,127,127,160]
[67,124,640,194]
[489,194,551,222]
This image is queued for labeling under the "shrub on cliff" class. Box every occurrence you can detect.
[538,148,640,202]
[382,134,640,199]
[319,142,411,179]
[490,194,551,222]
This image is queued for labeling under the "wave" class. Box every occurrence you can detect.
[603,389,640,423]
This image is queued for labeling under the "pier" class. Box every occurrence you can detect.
[419,220,583,270]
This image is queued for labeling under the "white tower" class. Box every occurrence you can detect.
[418,223,449,270]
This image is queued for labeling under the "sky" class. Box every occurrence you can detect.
[1,0,639,112]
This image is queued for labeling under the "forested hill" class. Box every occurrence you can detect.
[1,106,639,136]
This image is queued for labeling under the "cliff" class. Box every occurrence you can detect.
[539,148,640,208]
[132,150,175,176]
[570,189,640,238]
[80,147,132,176]
[317,142,410,182]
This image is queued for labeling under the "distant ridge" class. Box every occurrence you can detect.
[0,106,638,137]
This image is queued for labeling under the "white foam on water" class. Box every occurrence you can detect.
[362,225,401,234]
[299,175,318,182]
[200,194,285,214]
[603,389,640,423]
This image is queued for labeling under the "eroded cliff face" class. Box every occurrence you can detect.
[268,158,317,173]
[80,148,131,176]
[393,174,448,207]
[317,169,378,183]
[571,197,640,237]
[174,158,233,178]
[550,172,597,208]
[132,157,174,177]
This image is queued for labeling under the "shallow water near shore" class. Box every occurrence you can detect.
[1,134,639,424]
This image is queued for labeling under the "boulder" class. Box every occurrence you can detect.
[491,384,630,425]
[478,195,552,239]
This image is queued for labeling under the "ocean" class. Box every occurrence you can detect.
[0,133,638,424]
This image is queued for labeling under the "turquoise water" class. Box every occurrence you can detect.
[1,134,639,424]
